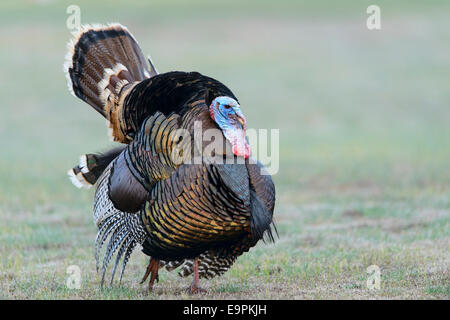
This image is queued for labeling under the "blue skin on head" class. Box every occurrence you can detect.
[209,96,250,158]
[211,96,245,130]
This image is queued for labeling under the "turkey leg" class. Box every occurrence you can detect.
[140,257,159,292]
[187,257,206,294]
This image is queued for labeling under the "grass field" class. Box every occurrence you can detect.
[0,0,449,299]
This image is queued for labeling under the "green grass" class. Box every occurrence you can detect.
[0,0,449,299]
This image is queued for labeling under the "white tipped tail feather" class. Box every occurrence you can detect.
[79,154,89,174]
[63,23,151,116]
[63,23,159,144]
[63,23,140,102]
[67,168,92,189]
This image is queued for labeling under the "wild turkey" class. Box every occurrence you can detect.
[64,23,276,293]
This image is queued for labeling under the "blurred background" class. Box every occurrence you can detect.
[0,0,449,299]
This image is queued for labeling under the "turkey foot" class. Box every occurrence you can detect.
[187,283,207,294]
[140,257,159,292]
[186,257,206,294]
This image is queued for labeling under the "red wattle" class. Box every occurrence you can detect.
[232,140,250,159]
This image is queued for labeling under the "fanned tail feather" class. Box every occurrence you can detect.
[64,23,159,143]
[64,23,150,115]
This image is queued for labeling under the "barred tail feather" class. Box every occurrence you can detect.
[64,23,151,115]
[160,252,237,280]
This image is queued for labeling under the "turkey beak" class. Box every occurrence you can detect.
[233,109,246,130]
[237,116,246,129]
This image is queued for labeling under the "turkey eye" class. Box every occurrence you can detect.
[223,105,231,109]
